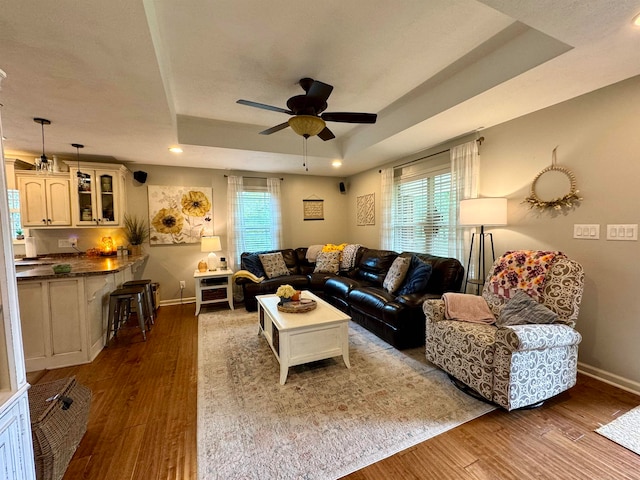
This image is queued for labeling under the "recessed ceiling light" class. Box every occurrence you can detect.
[634,12,640,26]
[332,160,342,167]
[169,146,183,153]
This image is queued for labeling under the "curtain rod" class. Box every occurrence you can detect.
[223,175,284,180]
[379,136,484,172]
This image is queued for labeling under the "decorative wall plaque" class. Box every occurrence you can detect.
[303,199,324,221]
[357,193,375,225]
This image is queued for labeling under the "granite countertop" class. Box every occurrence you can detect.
[15,254,148,281]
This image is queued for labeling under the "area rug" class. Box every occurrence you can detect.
[596,406,640,455]
[197,308,495,480]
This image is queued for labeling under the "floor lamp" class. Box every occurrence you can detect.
[459,198,507,294]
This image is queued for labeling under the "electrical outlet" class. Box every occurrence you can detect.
[179,280,186,289]
[69,237,78,248]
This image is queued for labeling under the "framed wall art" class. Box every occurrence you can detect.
[148,185,213,245]
[303,198,324,221]
[357,193,375,226]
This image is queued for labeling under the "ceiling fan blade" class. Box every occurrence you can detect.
[259,122,290,135]
[307,80,334,102]
[237,99,293,115]
[318,127,335,141]
[321,112,377,124]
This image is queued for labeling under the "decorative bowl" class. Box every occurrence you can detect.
[52,264,72,274]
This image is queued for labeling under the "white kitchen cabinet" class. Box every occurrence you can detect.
[16,173,71,227]
[0,69,37,478]
[66,162,129,226]
[18,278,88,371]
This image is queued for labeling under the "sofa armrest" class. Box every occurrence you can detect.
[496,324,582,352]
[423,299,446,323]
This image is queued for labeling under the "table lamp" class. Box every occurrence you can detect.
[459,197,507,294]
[201,236,222,271]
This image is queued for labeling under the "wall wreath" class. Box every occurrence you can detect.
[523,147,582,211]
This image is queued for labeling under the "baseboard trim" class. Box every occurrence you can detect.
[578,362,640,397]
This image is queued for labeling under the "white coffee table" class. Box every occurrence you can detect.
[256,290,351,384]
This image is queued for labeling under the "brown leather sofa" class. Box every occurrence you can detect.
[235,246,464,349]
[323,250,464,349]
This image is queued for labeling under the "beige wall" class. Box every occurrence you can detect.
[12,74,640,390]
[346,75,640,390]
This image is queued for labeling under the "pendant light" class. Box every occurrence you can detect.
[33,117,51,172]
[72,143,89,190]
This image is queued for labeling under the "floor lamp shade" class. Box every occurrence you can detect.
[459,198,507,226]
[459,198,507,294]
[201,236,222,270]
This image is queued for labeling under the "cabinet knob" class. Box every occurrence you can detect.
[47,219,52,224]
[42,219,46,224]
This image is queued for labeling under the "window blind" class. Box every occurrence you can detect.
[392,154,452,257]
[239,190,276,252]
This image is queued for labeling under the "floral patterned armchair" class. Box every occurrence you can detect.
[423,251,584,410]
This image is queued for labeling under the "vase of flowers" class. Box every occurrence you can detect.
[276,284,300,304]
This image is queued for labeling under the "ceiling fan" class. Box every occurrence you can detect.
[236,78,377,141]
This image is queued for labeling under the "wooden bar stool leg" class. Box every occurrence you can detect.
[107,296,118,343]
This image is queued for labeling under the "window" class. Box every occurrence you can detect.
[391,153,453,257]
[7,189,22,240]
[238,188,277,252]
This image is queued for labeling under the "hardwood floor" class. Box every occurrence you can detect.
[29,304,640,479]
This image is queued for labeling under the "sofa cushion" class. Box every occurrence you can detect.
[242,253,267,278]
[397,256,432,295]
[314,251,340,274]
[259,252,290,279]
[356,249,398,286]
[497,290,558,327]
[383,256,411,293]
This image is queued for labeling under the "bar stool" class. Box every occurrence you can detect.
[106,286,150,343]
[123,279,155,326]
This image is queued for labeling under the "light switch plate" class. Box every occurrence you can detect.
[573,224,600,239]
[606,224,638,241]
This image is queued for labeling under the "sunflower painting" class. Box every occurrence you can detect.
[148,185,213,244]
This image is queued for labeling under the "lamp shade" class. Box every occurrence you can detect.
[459,198,507,226]
[288,115,326,137]
[201,236,222,253]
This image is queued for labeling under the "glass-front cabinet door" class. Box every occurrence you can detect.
[75,168,120,226]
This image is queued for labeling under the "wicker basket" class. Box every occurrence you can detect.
[28,377,92,480]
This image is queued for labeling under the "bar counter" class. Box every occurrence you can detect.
[16,254,148,281]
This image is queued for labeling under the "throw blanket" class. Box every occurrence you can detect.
[232,270,264,283]
[443,293,495,324]
[487,250,565,301]
[306,244,324,262]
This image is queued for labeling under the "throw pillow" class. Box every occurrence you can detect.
[383,256,411,293]
[242,253,267,278]
[496,290,558,327]
[258,252,290,279]
[397,256,433,295]
[340,243,361,271]
[313,251,340,274]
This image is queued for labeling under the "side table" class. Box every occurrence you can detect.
[194,269,234,315]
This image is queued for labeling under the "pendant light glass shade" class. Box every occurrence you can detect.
[34,117,51,172]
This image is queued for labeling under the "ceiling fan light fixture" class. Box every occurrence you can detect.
[288,115,325,138]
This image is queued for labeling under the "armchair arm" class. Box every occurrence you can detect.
[496,324,582,352]
[423,299,446,323]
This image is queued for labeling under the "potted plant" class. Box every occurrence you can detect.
[15,228,24,240]
[123,214,149,256]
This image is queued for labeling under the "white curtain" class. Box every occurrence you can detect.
[379,167,394,250]
[449,140,480,276]
[267,177,283,249]
[226,175,244,271]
